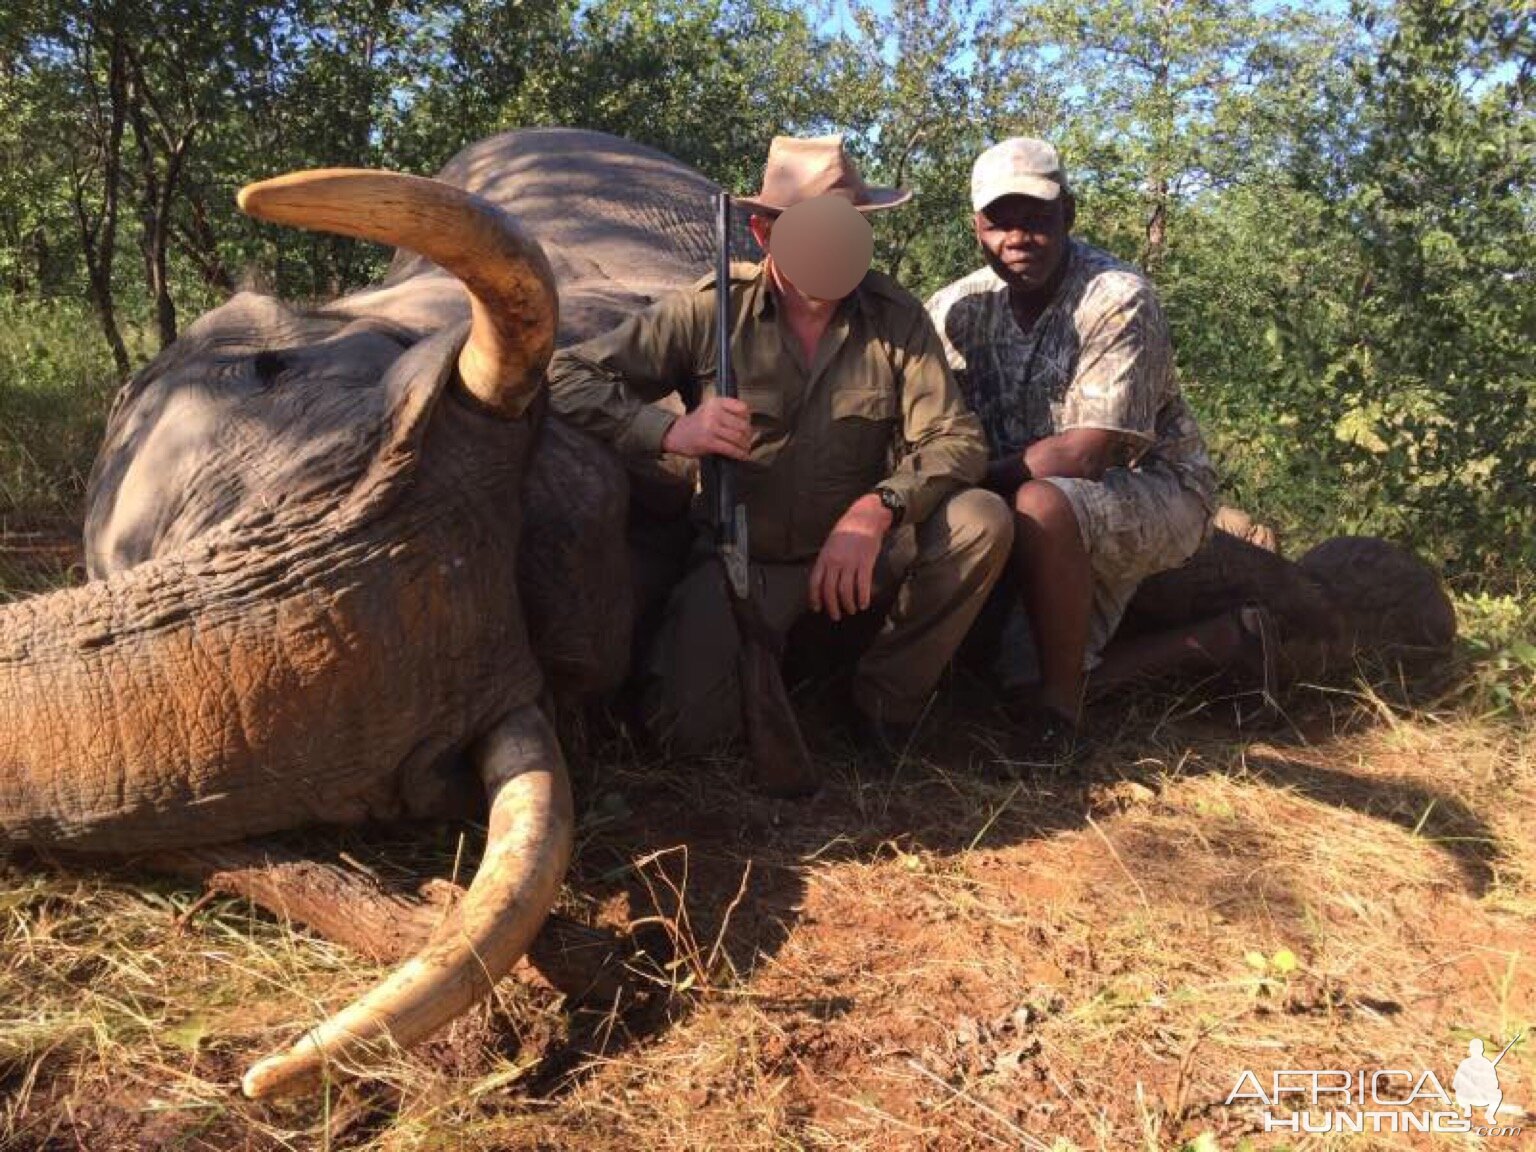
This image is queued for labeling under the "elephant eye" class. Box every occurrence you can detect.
[253,349,288,384]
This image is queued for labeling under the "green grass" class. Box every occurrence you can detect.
[1454,592,1536,717]
[0,297,128,526]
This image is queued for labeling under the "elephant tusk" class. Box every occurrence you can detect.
[236,169,557,419]
[239,704,574,1099]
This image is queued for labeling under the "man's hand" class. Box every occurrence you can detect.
[661,396,752,459]
[808,493,893,621]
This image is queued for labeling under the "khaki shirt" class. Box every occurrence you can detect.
[549,262,987,562]
[926,240,1217,508]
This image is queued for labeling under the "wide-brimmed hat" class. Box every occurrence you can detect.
[736,134,911,215]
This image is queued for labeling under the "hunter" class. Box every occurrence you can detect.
[549,134,1013,756]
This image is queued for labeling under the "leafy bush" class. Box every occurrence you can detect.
[1457,592,1536,717]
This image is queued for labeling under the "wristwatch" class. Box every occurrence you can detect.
[873,485,906,527]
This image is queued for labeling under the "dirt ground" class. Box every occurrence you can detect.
[1,532,1531,1151]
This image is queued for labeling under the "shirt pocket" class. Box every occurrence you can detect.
[830,383,899,423]
[736,379,785,423]
[822,378,900,490]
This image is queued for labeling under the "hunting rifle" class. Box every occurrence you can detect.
[713,190,818,798]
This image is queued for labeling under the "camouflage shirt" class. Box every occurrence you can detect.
[925,240,1216,506]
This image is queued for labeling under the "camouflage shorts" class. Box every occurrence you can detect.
[1045,466,1212,665]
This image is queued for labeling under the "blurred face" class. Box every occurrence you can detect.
[751,196,873,304]
[974,193,1073,293]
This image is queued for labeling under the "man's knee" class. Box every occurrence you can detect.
[930,486,1014,561]
[1013,478,1083,543]
[638,560,745,755]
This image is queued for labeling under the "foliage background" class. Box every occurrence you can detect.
[0,0,1531,587]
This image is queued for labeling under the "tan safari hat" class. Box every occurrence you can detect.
[971,138,1069,211]
[736,134,912,215]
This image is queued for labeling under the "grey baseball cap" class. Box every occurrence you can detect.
[971,138,1068,211]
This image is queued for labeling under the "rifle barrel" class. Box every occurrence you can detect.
[1492,1031,1524,1066]
[714,192,737,540]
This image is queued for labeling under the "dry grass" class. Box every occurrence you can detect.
[1,571,1532,1149]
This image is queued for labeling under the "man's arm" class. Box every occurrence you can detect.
[987,279,1167,491]
[809,309,987,620]
[548,287,750,461]
[983,428,1129,492]
[872,311,988,523]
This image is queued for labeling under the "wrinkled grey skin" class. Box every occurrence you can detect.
[1,129,723,853]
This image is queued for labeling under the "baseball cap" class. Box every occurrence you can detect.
[971,138,1068,212]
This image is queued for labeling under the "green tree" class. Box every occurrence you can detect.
[1311,0,1534,578]
[1004,0,1348,274]
[2,0,292,357]
[499,0,825,192]
[822,0,1061,297]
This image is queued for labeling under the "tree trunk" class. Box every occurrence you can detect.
[174,189,235,293]
[126,51,187,349]
[72,20,132,378]
[1144,176,1168,274]
[1142,0,1173,275]
[78,210,131,378]
[31,228,50,295]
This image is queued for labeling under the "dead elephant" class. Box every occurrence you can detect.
[0,128,728,1098]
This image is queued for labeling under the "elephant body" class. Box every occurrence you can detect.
[18,128,728,854]
[3,326,542,851]
[0,127,746,1095]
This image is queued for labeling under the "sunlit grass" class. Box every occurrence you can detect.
[1,670,1530,1149]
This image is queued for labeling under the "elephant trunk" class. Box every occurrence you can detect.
[0,511,460,851]
[0,548,273,850]
[237,169,558,419]
[240,703,573,1098]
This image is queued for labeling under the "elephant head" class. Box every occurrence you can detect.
[0,129,726,1098]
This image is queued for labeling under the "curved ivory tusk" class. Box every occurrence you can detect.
[240,704,574,1098]
[236,170,557,418]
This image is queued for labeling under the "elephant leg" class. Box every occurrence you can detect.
[136,841,647,1004]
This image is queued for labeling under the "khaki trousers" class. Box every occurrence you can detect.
[640,488,1012,754]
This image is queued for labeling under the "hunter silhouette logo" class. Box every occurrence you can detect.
[1455,1033,1522,1125]
[1224,1031,1526,1135]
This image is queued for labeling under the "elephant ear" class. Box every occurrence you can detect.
[331,321,466,531]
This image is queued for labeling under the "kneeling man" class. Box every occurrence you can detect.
[929,138,1239,747]
[551,135,1013,754]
